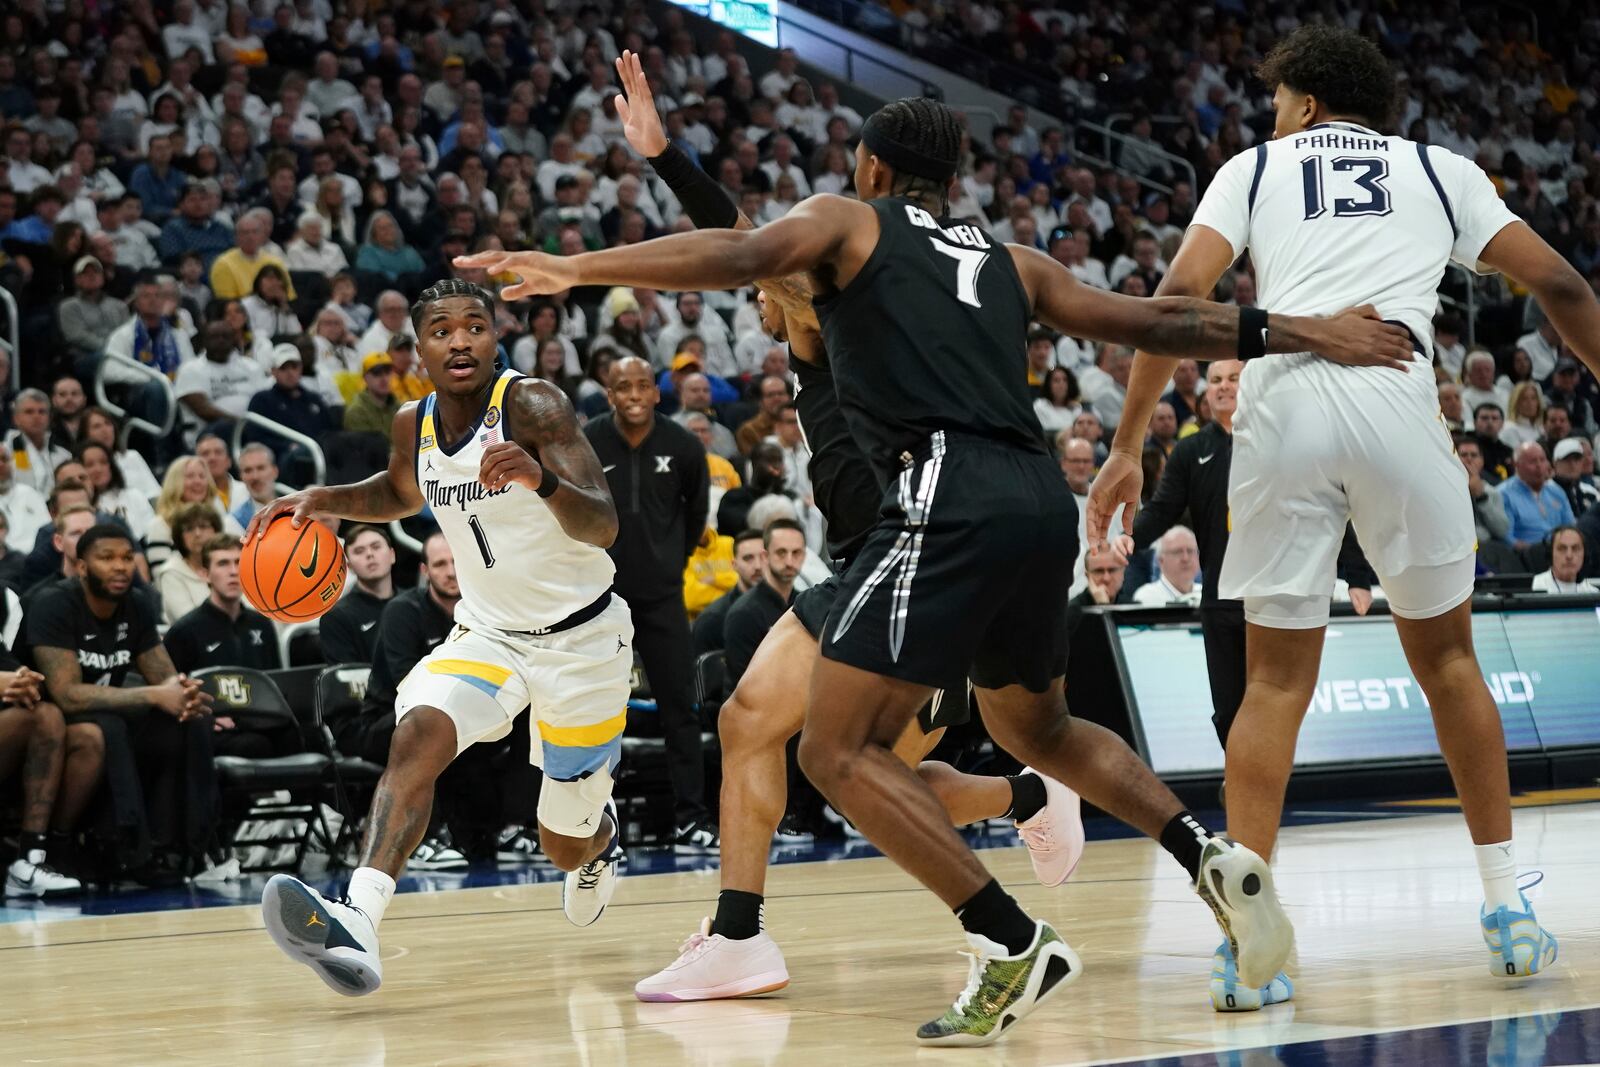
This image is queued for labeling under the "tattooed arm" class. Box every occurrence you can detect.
[242,404,426,543]
[35,646,208,720]
[479,377,619,548]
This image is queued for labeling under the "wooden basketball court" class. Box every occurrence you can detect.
[3,803,1596,1065]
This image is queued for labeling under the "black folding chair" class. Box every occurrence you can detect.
[313,664,386,865]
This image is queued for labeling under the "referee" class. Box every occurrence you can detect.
[1127,360,1374,745]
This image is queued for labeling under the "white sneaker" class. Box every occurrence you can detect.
[496,825,542,864]
[1014,770,1085,887]
[261,873,383,996]
[635,918,791,1001]
[563,800,622,928]
[192,855,242,886]
[1195,837,1293,989]
[408,836,468,870]
[5,858,82,898]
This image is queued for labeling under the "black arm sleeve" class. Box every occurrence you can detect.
[1131,445,1191,551]
[649,144,740,231]
[1337,524,1377,591]
[682,440,710,563]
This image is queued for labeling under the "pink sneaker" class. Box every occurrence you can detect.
[634,919,791,1002]
[1015,770,1086,887]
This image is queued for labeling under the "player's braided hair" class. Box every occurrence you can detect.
[866,96,963,210]
[1257,24,1397,132]
[410,278,496,332]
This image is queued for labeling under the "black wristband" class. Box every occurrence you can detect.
[649,143,740,231]
[535,467,560,499]
[1238,306,1269,361]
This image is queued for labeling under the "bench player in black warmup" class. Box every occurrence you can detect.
[461,95,1415,1045]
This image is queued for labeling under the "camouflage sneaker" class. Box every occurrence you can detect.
[915,921,1082,1047]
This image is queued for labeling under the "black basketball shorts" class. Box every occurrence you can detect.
[792,574,969,733]
[820,432,1077,696]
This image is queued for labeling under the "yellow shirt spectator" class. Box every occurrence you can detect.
[211,249,296,301]
[683,529,736,620]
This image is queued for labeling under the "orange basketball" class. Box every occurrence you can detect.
[240,515,347,623]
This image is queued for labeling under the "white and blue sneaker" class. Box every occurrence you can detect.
[1209,940,1293,1012]
[261,874,383,996]
[1481,878,1558,979]
[563,799,623,928]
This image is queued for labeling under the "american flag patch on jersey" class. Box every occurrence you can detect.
[480,425,501,445]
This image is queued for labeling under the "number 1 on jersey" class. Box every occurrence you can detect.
[468,514,496,568]
[1300,155,1392,219]
[930,239,990,308]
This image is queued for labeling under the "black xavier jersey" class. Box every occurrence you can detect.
[814,196,1042,482]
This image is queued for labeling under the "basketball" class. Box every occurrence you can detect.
[240,515,347,623]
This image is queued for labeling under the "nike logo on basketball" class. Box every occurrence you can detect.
[299,538,319,578]
[1198,453,1215,465]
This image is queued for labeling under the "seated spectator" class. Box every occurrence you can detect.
[311,304,363,380]
[76,441,155,538]
[49,378,89,453]
[158,182,233,269]
[682,414,742,517]
[1035,367,1083,437]
[1438,382,1466,434]
[1537,404,1576,460]
[717,442,791,535]
[692,528,765,653]
[128,135,186,225]
[1516,319,1560,382]
[56,257,130,368]
[210,210,295,302]
[0,513,26,592]
[154,503,223,625]
[246,344,336,470]
[147,455,245,566]
[1503,385,1547,450]
[355,210,425,283]
[1148,402,1179,457]
[0,446,50,555]
[174,320,271,445]
[1498,441,1575,549]
[21,503,98,600]
[735,375,792,456]
[1456,437,1511,548]
[656,291,736,378]
[319,524,397,666]
[1552,438,1600,517]
[344,353,401,441]
[671,374,740,461]
[78,407,161,500]
[242,265,301,342]
[101,276,197,387]
[1080,345,1132,431]
[5,391,70,497]
[723,519,805,685]
[28,523,218,880]
[1473,403,1514,483]
[1132,526,1202,606]
[355,290,416,360]
[229,443,280,528]
[195,434,249,516]
[285,210,350,276]
[1066,542,1129,636]
[1531,526,1599,594]
[1543,356,1596,437]
[388,335,433,403]
[1460,350,1508,415]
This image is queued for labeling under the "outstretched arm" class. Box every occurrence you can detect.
[479,378,618,548]
[456,194,867,301]
[243,405,426,542]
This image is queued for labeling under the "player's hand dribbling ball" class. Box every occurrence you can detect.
[240,514,347,623]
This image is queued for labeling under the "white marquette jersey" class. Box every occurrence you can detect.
[414,370,615,632]
[1191,120,1519,397]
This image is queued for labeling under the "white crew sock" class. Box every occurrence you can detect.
[347,867,396,928]
[1475,840,1521,913]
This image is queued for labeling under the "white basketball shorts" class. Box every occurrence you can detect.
[1219,367,1475,629]
[395,595,634,837]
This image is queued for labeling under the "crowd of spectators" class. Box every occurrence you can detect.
[3,0,1600,892]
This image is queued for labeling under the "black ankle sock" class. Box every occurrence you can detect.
[711,890,764,940]
[955,879,1036,955]
[1159,810,1212,882]
[1003,773,1048,823]
[20,832,47,863]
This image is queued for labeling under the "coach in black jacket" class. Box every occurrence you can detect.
[1129,361,1374,744]
[583,356,717,849]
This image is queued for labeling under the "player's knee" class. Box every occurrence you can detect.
[388,708,459,776]
[796,730,850,792]
[28,701,66,743]
[66,719,103,759]
[538,829,589,871]
[718,690,787,754]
